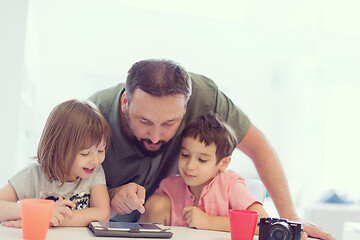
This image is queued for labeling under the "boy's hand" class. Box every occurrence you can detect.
[50,196,75,227]
[182,206,210,229]
[1,219,22,228]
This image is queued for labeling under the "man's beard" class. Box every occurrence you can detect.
[134,138,167,157]
[125,110,167,157]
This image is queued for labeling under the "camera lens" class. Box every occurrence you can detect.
[267,222,293,240]
[272,229,285,239]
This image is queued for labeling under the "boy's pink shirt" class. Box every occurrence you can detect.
[155,170,261,227]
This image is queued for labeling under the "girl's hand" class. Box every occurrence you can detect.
[50,196,75,227]
[182,206,210,229]
[1,219,22,228]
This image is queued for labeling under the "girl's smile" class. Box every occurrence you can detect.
[83,167,95,174]
[69,139,106,180]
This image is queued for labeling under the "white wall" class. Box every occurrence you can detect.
[1,0,360,213]
[0,0,28,184]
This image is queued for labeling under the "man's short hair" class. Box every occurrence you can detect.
[125,59,192,104]
[181,112,238,163]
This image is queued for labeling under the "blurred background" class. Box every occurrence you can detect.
[1,1,360,238]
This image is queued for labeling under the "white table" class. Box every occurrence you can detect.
[0,225,321,240]
[304,203,360,240]
[1,225,233,240]
[342,222,360,240]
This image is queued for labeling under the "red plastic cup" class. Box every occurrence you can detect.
[21,199,54,240]
[229,209,259,240]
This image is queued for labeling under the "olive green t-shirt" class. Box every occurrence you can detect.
[88,72,250,200]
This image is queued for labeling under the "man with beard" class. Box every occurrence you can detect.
[88,59,334,240]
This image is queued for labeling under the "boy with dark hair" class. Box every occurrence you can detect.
[140,112,268,232]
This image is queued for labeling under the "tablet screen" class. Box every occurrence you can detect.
[98,222,162,231]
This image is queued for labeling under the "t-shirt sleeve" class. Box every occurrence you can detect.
[154,177,170,195]
[154,175,182,197]
[228,177,262,210]
[9,164,39,200]
[87,83,124,119]
[89,166,106,188]
[187,73,251,144]
[215,90,251,144]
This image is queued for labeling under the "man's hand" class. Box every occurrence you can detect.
[109,183,145,215]
[287,215,335,240]
[300,220,335,240]
[182,206,210,229]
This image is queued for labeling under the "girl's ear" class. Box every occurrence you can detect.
[219,156,231,171]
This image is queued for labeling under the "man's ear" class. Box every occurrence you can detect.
[120,92,127,113]
[219,156,231,171]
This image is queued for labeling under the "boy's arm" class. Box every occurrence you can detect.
[182,202,268,233]
[139,193,171,226]
[59,184,110,227]
[0,183,21,222]
[246,202,269,234]
[183,206,230,231]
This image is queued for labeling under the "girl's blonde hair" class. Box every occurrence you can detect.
[37,99,111,184]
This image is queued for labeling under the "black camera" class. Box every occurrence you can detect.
[259,217,302,240]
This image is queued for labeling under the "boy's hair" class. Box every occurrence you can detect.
[37,100,111,184]
[182,112,238,163]
[125,59,192,104]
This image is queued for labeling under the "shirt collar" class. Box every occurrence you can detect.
[200,171,222,198]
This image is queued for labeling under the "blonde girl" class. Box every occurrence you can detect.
[0,100,111,227]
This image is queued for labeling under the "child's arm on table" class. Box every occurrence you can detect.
[0,183,21,223]
[246,202,269,234]
[182,202,268,233]
[50,196,75,227]
[58,184,110,227]
[0,183,74,228]
[183,206,230,231]
[139,193,171,225]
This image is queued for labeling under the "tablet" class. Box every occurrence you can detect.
[89,221,173,238]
